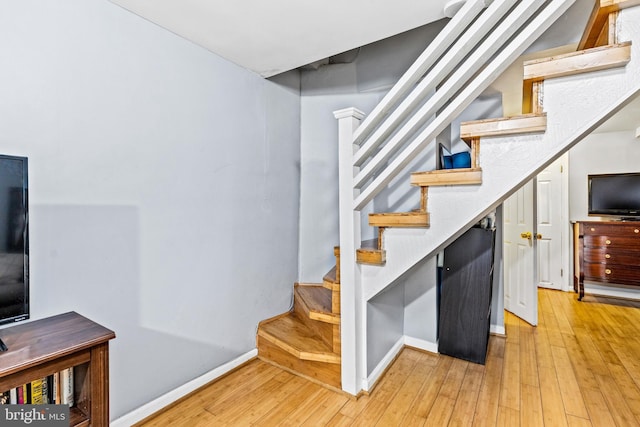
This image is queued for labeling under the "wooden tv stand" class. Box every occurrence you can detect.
[0,312,115,427]
[574,220,640,300]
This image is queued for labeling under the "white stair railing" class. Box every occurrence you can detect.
[351,0,490,148]
[354,0,558,208]
[335,0,577,395]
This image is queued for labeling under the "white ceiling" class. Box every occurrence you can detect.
[108,0,640,134]
[109,0,451,77]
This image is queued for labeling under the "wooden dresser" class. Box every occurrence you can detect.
[574,221,640,300]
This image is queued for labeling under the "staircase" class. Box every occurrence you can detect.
[257,0,640,395]
[257,247,343,389]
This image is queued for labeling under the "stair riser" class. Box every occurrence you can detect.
[257,336,341,389]
[332,324,340,354]
[460,114,547,141]
[356,249,385,265]
[293,297,334,349]
[411,169,482,186]
[369,213,430,227]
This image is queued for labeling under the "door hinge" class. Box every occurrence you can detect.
[560,165,564,173]
[561,268,564,277]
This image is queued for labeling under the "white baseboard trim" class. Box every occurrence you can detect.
[364,337,404,392]
[110,349,258,427]
[364,335,439,392]
[404,336,438,354]
[490,324,506,336]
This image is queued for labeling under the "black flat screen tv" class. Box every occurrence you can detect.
[0,154,29,326]
[588,172,640,219]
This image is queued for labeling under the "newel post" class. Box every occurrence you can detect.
[333,107,365,395]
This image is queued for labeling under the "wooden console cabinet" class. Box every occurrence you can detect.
[0,312,115,426]
[574,221,640,300]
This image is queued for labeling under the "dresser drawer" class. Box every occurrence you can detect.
[583,247,640,264]
[583,263,640,285]
[584,235,640,248]
[582,222,640,237]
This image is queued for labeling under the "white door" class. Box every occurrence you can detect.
[503,180,538,326]
[536,159,565,290]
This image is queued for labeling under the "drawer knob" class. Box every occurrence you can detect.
[605,254,611,259]
[606,240,611,245]
[605,269,612,275]
[635,229,639,234]
[591,227,596,232]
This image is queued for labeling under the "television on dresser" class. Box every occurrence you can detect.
[0,154,29,330]
[588,172,640,219]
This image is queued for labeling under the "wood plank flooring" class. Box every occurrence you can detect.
[138,289,640,426]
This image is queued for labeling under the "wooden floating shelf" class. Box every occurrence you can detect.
[368,211,430,228]
[411,168,482,186]
[460,114,547,142]
[523,42,631,83]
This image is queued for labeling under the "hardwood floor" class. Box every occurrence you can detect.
[138,289,640,426]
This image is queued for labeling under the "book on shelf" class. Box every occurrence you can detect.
[0,367,73,407]
[43,376,50,404]
[31,378,44,404]
[61,367,74,407]
[53,371,60,404]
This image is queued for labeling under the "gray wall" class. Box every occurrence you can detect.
[403,256,439,344]
[0,0,300,420]
[367,281,404,376]
[569,130,640,221]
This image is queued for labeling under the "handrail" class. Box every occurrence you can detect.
[353,0,517,168]
[351,0,489,147]
[352,0,574,210]
[352,0,545,195]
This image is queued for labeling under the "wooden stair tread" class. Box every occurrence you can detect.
[359,238,378,249]
[369,211,430,228]
[524,42,631,82]
[295,285,339,324]
[258,313,340,364]
[411,168,482,186]
[460,114,547,142]
[322,266,339,292]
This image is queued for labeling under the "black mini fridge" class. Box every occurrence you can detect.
[438,226,495,364]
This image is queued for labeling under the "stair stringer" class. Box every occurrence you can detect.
[360,6,640,302]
